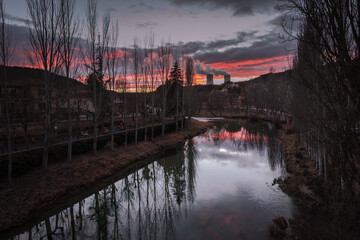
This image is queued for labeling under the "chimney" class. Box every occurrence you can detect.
[224,75,231,83]
[206,74,214,85]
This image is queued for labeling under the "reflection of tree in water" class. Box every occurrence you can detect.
[209,121,285,172]
[186,138,198,205]
[12,143,199,240]
[89,187,112,240]
[11,121,285,240]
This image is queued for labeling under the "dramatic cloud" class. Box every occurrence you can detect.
[7,23,293,82]
[176,41,206,55]
[193,32,293,64]
[167,0,278,16]
[4,14,31,25]
[175,31,257,55]
[135,21,158,29]
[206,31,257,50]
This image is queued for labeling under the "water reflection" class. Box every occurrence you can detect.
[7,121,293,240]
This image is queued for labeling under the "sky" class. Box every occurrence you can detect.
[3,0,295,84]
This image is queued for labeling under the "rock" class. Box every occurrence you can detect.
[273,216,288,230]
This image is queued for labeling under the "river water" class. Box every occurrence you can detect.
[7,120,295,240]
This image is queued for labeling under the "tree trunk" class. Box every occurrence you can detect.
[111,85,115,150]
[123,92,128,147]
[4,65,12,183]
[175,83,179,132]
[151,84,155,139]
[162,88,166,136]
[188,86,192,128]
[43,70,50,169]
[67,72,72,162]
[144,89,147,142]
[135,85,138,144]
[93,77,97,154]
[181,86,184,130]
[76,101,80,139]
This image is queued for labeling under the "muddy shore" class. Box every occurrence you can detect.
[275,123,324,208]
[0,120,211,233]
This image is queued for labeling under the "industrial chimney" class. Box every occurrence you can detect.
[224,75,231,83]
[207,74,214,85]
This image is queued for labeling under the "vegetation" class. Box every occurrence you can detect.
[0,0,196,182]
[0,0,359,237]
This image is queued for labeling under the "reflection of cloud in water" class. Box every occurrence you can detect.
[7,122,289,240]
[195,125,284,173]
[193,125,286,204]
[196,137,267,169]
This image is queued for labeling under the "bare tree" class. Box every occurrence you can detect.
[121,48,128,147]
[180,55,185,130]
[278,0,360,205]
[132,38,140,144]
[0,0,14,182]
[84,0,110,154]
[169,60,182,131]
[85,0,98,154]
[27,0,62,169]
[142,37,149,142]
[148,33,156,139]
[158,43,172,136]
[59,0,79,162]
[185,57,195,127]
[106,20,119,150]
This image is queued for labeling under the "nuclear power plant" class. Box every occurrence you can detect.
[205,74,230,85]
[224,75,231,83]
[207,74,214,85]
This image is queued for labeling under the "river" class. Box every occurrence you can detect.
[6,120,295,240]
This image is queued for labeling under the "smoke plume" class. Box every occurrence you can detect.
[194,59,229,76]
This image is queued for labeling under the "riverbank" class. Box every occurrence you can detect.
[271,124,358,239]
[207,116,330,239]
[275,123,324,209]
[0,120,211,233]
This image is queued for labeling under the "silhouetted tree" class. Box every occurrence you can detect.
[158,43,172,136]
[27,0,62,169]
[59,0,79,162]
[185,57,194,127]
[0,0,14,182]
[106,19,119,150]
[168,61,183,122]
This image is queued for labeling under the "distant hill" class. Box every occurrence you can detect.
[241,69,294,86]
[181,69,294,94]
[0,66,87,91]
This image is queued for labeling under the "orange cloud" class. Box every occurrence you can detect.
[208,55,292,80]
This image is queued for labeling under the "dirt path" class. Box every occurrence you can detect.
[0,120,211,233]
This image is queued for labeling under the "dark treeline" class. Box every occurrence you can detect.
[231,0,359,236]
[0,0,197,183]
[279,0,360,234]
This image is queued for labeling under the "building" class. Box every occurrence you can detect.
[206,74,214,85]
[224,75,231,83]
[0,66,95,124]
